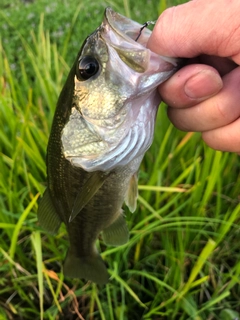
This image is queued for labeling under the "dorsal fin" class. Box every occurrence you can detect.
[37,188,62,234]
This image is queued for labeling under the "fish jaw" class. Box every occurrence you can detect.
[61,8,179,172]
[102,7,178,76]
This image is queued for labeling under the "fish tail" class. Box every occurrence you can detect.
[63,249,109,285]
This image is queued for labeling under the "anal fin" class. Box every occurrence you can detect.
[102,211,129,246]
[37,188,61,234]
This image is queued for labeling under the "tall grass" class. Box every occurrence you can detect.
[0,0,240,319]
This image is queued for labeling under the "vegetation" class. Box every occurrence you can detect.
[0,0,240,319]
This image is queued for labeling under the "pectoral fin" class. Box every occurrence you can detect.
[102,211,129,246]
[125,173,138,213]
[37,188,61,234]
[69,171,110,222]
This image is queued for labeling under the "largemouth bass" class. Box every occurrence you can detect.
[38,7,178,285]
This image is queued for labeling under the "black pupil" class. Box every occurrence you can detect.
[78,56,99,80]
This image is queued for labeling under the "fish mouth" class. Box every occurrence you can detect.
[102,8,177,73]
[104,7,152,47]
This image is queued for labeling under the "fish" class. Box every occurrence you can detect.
[37,7,179,285]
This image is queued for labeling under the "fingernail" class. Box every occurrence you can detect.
[184,70,223,99]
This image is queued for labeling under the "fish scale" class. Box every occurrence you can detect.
[37,7,179,284]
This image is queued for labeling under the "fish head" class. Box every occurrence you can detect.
[62,8,179,172]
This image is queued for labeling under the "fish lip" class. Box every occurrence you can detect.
[103,7,152,46]
[103,7,178,67]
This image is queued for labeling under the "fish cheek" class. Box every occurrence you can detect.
[76,75,122,120]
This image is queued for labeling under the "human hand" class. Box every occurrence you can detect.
[148,0,240,153]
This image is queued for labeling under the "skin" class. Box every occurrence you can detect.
[147,0,240,153]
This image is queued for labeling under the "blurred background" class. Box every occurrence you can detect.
[0,1,240,319]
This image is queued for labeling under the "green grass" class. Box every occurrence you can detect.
[0,0,240,319]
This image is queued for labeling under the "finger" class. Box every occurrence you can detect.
[147,0,240,64]
[202,117,240,152]
[199,55,238,77]
[167,66,240,132]
[159,64,223,108]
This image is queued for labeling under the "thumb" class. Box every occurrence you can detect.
[148,0,240,63]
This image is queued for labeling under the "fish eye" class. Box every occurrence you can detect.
[77,56,100,81]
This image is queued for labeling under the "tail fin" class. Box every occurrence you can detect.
[63,250,109,285]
